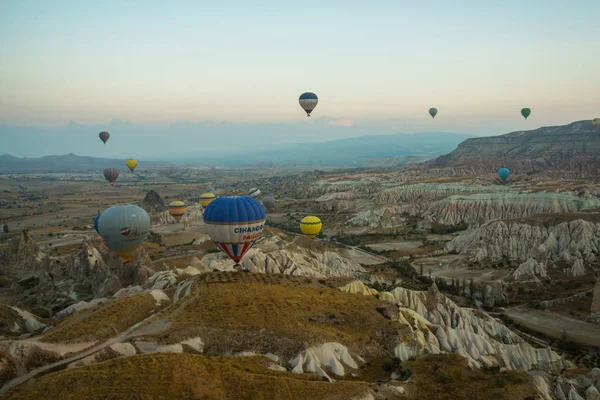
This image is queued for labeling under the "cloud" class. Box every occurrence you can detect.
[327,118,355,127]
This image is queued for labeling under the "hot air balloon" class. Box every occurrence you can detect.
[99,131,110,144]
[168,201,187,221]
[521,108,531,119]
[498,167,510,181]
[126,159,138,172]
[299,92,318,117]
[300,216,322,239]
[263,196,275,211]
[199,192,216,208]
[97,204,150,262]
[103,168,119,185]
[248,188,261,199]
[203,196,266,267]
[429,108,438,119]
[593,118,600,129]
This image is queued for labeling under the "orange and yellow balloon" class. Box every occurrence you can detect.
[199,192,216,208]
[168,201,187,221]
[300,216,322,239]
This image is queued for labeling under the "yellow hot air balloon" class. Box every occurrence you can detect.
[126,159,138,172]
[168,201,187,221]
[199,192,216,207]
[300,216,322,239]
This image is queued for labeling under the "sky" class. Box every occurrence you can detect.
[1,0,599,158]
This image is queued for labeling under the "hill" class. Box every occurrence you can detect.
[0,153,171,173]
[183,132,474,166]
[427,120,600,174]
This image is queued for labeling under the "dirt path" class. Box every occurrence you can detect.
[504,305,600,348]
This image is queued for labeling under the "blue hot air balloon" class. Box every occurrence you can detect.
[299,92,318,117]
[203,196,266,268]
[498,168,511,181]
[93,213,101,234]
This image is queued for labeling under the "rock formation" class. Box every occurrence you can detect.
[512,259,549,282]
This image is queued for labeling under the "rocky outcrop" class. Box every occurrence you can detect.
[447,218,600,262]
[414,193,600,226]
[290,342,358,382]
[376,183,509,204]
[347,206,407,228]
[512,259,549,282]
[200,247,365,278]
[427,120,600,176]
[0,229,50,278]
[140,190,166,213]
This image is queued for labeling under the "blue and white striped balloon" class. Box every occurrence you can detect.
[203,196,266,266]
[299,92,318,117]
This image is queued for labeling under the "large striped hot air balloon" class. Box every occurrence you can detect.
[300,216,322,239]
[103,168,119,185]
[593,118,600,129]
[99,131,110,144]
[97,205,150,262]
[262,196,275,211]
[248,188,261,199]
[203,196,266,267]
[199,192,216,208]
[168,201,187,221]
[498,167,510,181]
[126,159,138,172]
[429,108,438,119]
[299,92,318,117]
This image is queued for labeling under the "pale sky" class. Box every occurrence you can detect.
[1,0,599,157]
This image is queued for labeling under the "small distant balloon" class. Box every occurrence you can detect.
[300,216,322,239]
[248,188,261,199]
[199,192,217,208]
[521,108,531,119]
[168,201,187,221]
[498,167,510,181]
[299,92,318,117]
[203,196,266,267]
[99,131,110,144]
[263,196,275,211]
[126,159,138,172]
[429,108,438,119]
[97,204,150,262]
[103,168,119,185]
[593,118,600,129]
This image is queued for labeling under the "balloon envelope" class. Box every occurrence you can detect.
[168,201,187,221]
[126,159,138,171]
[593,118,600,129]
[300,216,322,239]
[93,214,101,234]
[99,131,110,144]
[199,192,216,208]
[203,196,266,265]
[248,188,261,199]
[299,92,318,116]
[97,205,150,261]
[521,108,531,119]
[263,196,275,211]
[429,108,438,118]
[103,168,119,185]
[498,168,510,181]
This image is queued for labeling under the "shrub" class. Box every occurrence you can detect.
[436,371,452,384]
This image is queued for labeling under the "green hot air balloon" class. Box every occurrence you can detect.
[521,108,531,119]
[97,204,150,262]
[429,108,438,119]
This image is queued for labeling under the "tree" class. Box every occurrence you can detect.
[419,263,424,276]
[428,269,432,280]
[2,224,7,233]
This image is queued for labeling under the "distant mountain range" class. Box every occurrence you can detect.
[428,120,600,174]
[184,132,475,166]
[0,153,171,173]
